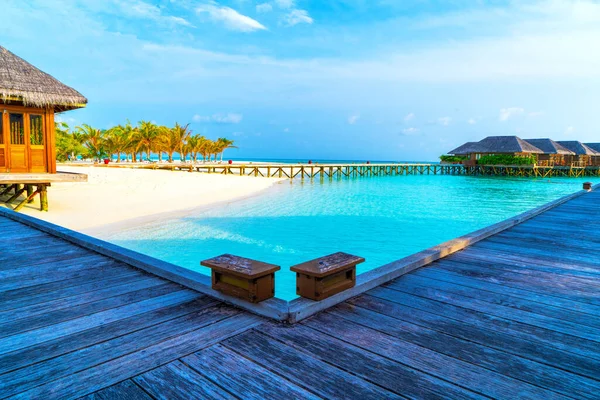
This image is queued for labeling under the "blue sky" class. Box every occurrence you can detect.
[2,0,600,161]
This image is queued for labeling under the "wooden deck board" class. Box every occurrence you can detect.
[2,187,600,399]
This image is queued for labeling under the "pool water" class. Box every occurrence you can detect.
[106,175,592,300]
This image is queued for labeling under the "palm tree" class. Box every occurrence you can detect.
[104,125,133,162]
[157,123,192,162]
[217,138,237,162]
[76,124,106,161]
[137,120,159,161]
[55,122,86,161]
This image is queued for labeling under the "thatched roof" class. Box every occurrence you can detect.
[448,142,485,155]
[523,139,575,155]
[0,45,87,111]
[476,136,544,154]
[556,141,600,156]
[584,143,600,153]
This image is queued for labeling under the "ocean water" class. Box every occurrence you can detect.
[106,175,592,300]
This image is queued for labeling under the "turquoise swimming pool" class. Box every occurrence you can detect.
[107,175,592,300]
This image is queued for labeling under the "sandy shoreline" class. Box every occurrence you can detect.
[12,166,285,234]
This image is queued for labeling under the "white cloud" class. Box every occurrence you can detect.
[275,0,295,9]
[499,107,525,121]
[404,112,415,122]
[212,113,243,123]
[438,117,451,126]
[111,0,192,26]
[401,127,419,135]
[256,3,273,13]
[196,3,267,32]
[528,111,545,117]
[282,9,313,26]
[193,113,243,123]
[283,127,290,132]
[467,118,477,125]
[565,126,575,135]
[348,114,360,124]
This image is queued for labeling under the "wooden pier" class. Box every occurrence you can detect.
[1,187,599,398]
[0,172,87,211]
[69,162,600,179]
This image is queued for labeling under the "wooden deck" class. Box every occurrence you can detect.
[1,189,599,399]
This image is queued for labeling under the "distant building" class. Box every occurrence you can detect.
[448,136,543,165]
[523,139,574,166]
[556,141,600,167]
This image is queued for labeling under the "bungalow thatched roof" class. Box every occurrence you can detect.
[476,136,544,154]
[556,141,600,156]
[448,141,486,155]
[0,45,87,111]
[584,143,600,153]
[523,139,575,155]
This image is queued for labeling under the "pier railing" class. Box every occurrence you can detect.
[63,162,600,178]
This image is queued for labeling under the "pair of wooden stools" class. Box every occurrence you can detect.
[201,252,364,303]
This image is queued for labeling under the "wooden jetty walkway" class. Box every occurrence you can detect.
[1,189,599,399]
[71,161,600,179]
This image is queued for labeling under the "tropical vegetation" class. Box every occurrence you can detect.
[55,121,237,163]
[439,155,467,163]
[477,154,537,165]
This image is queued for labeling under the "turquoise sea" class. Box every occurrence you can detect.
[106,174,593,300]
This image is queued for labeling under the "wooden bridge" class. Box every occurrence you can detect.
[1,187,599,398]
[74,162,600,179]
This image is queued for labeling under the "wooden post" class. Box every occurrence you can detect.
[201,254,280,303]
[291,252,365,301]
[40,184,49,211]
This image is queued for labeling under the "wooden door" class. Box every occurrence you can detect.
[0,111,6,172]
[29,114,46,172]
[8,112,28,172]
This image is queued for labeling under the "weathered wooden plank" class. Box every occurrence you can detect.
[184,345,322,400]
[323,306,600,398]
[348,295,600,380]
[364,289,600,362]
[0,283,179,338]
[0,269,143,310]
[0,258,138,292]
[414,268,600,318]
[436,258,600,305]
[385,276,600,341]
[0,297,216,376]
[0,289,198,355]
[0,276,163,321]
[11,313,261,399]
[134,361,235,400]
[223,330,407,400]
[76,380,152,400]
[263,321,564,400]
[0,305,237,397]
[0,254,117,279]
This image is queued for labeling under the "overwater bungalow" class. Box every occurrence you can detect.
[449,136,543,166]
[1,45,87,210]
[523,138,575,166]
[556,141,600,167]
[584,143,600,166]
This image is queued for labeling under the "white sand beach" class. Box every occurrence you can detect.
[14,166,284,233]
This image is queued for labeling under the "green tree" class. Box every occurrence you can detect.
[76,124,106,161]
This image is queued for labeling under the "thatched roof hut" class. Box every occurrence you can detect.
[523,139,575,155]
[0,45,87,111]
[584,143,600,153]
[448,142,486,155]
[476,136,543,154]
[556,141,600,155]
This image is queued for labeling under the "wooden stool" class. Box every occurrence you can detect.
[291,252,365,301]
[201,254,280,303]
